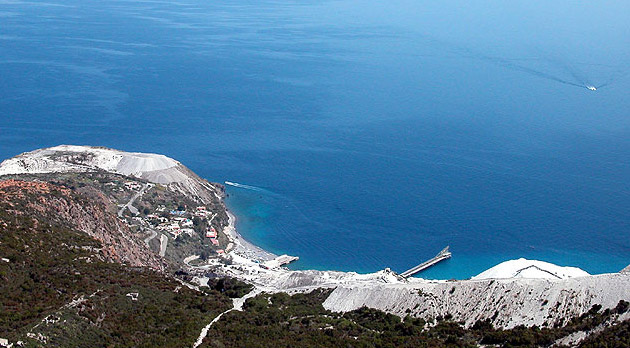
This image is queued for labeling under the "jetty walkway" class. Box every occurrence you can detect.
[400,246,451,278]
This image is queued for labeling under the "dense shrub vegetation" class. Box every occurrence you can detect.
[580,319,630,347]
[206,277,254,298]
[0,183,232,347]
[202,290,629,348]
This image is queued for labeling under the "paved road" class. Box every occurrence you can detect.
[159,234,168,257]
[143,228,158,247]
[193,288,261,348]
[117,183,153,217]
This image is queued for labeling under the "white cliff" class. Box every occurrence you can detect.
[214,252,630,330]
[322,272,630,329]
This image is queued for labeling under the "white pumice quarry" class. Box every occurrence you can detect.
[0,145,222,203]
[321,273,630,329]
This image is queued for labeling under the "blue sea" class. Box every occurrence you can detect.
[1,0,629,279]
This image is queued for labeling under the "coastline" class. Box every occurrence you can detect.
[215,211,630,330]
[224,210,277,262]
[219,178,628,280]
[219,197,601,282]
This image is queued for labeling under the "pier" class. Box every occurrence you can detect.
[399,246,451,278]
[262,254,299,269]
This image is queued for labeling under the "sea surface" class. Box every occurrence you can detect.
[1,0,629,279]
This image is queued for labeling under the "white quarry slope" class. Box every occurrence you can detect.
[0,145,222,203]
[322,273,630,329]
[218,250,630,329]
[0,145,177,176]
[472,258,589,280]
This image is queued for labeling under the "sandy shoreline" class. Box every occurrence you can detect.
[224,210,277,262]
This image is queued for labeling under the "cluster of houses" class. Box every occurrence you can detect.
[153,215,196,238]
[124,181,144,191]
[106,180,144,194]
[115,182,227,256]
[144,205,222,249]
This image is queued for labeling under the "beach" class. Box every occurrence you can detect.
[223,211,277,263]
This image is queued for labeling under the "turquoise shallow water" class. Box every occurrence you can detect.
[1,0,629,279]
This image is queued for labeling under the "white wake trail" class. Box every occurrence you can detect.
[224,181,266,192]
